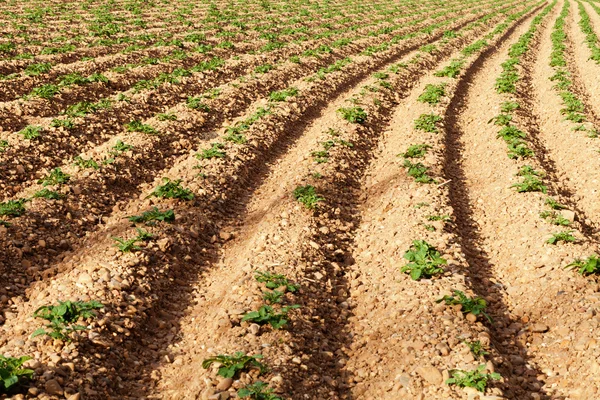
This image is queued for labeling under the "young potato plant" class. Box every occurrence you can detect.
[242,305,300,329]
[126,120,158,134]
[565,255,600,275]
[150,178,194,200]
[511,166,546,193]
[0,355,34,394]
[269,87,298,102]
[402,240,446,280]
[545,197,567,210]
[464,340,489,359]
[17,125,43,140]
[402,144,431,158]
[113,228,154,252]
[434,59,465,78]
[547,230,576,245]
[74,156,99,169]
[197,143,226,159]
[238,381,282,400]
[414,113,442,133]
[33,189,62,200]
[38,168,70,186]
[128,207,175,225]
[255,271,299,292]
[202,352,266,378]
[293,185,323,209]
[417,83,446,104]
[402,160,435,183]
[337,107,367,124]
[0,199,28,217]
[539,211,570,226]
[446,365,501,393]
[32,300,104,341]
[437,290,492,323]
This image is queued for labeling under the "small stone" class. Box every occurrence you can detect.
[559,209,575,222]
[416,366,443,385]
[530,323,549,333]
[67,393,82,400]
[248,324,260,335]
[44,379,63,395]
[16,165,25,175]
[77,272,93,285]
[466,313,477,323]
[219,232,232,241]
[216,377,233,391]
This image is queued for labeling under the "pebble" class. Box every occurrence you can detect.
[416,366,443,385]
[44,379,63,395]
[530,323,549,333]
[216,378,233,391]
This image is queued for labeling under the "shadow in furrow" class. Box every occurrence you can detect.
[442,15,551,400]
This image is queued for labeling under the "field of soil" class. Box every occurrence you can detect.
[2,0,600,399]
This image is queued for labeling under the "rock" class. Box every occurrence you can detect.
[248,324,260,335]
[44,379,63,395]
[157,238,172,252]
[530,323,549,333]
[219,232,232,241]
[466,313,478,323]
[216,377,233,391]
[67,393,82,400]
[16,165,25,175]
[559,209,575,222]
[77,272,93,285]
[416,366,443,385]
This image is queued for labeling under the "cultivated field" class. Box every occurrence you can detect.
[1,0,600,398]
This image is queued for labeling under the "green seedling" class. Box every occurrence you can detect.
[311,150,329,163]
[74,156,99,169]
[500,101,520,113]
[293,185,323,209]
[402,144,431,158]
[50,118,75,129]
[507,139,533,159]
[337,107,367,124]
[255,271,299,292]
[38,168,70,186]
[33,189,62,200]
[0,199,27,217]
[402,160,435,183]
[223,132,247,144]
[565,255,600,275]
[414,113,442,133]
[149,179,194,200]
[157,112,177,121]
[238,381,282,400]
[197,143,226,159]
[547,230,576,245]
[186,96,210,111]
[488,114,512,126]
[545,197,567,210]
[18,125,42,140]
[511,166,546,193]
[0,355,34,393]
[418,83,445,104]
[402,240,446,280]
[434,59,465,78]
[202,352,266,379]
[497,126,526,141]
[464,340,488,359]
[242,305,300,329]
[24,62,51,76]
[269,87,298,102]
[32,300,104,341]
[437,290,492,323]
[255,64,274,73]
[126,120,157,134]
[426,215,451,222]
[0,140,8,152]
[128,207,175,225]
[262,290,285,304]
[29,84,59,99]
[111,140,134,154]
[446,364,501,392]
[539,211,570,226]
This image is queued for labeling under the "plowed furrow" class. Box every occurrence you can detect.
[444,1,600,398]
